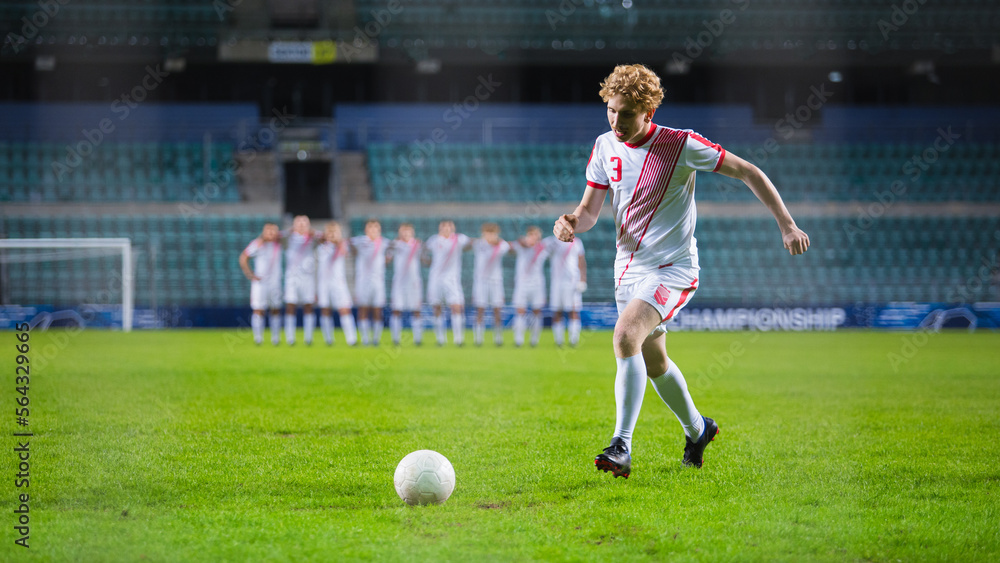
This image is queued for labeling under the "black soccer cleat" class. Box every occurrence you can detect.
[595,437,631,478]
[682,416,719,469]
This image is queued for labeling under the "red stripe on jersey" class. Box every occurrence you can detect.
[662,278,698,322]
[688,132,721,150]
[616,128,687,285]
[587,180,610,190]
[713,148,727,172]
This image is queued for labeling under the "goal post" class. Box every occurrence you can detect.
[0,238,134,332]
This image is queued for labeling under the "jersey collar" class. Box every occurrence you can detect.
[625,123,657,149]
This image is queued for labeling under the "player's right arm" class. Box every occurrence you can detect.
[555,185,605,242]
[239,240,261,281]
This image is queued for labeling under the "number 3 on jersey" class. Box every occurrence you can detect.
[609,156,622,183]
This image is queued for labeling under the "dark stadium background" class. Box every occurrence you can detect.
[1,0,998,331]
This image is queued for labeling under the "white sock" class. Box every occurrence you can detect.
[613,353,647,452]
[649,358,704,441]
[359,318,371,345]
[552,319,565,346]
[269,313,281,344]
[372,318,383,345]
[412,315,423,345]
[451,312,464,345]
[494,322,503,345]
[530,312,542,346]
[435,314,446,345]
[284,313,296,345]
[513,313,526,346]
[251,313,263,344]
[390,314,403,345]
[320,314,334,345]
[340,313,358,345]
[569,318,582,346]
[303,312,315,344]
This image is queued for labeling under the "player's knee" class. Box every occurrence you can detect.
[612,325,642,356]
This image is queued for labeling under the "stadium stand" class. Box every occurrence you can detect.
[0,214,278,307]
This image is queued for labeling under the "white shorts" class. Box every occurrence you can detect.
[284,274,316,305]
[550,281,582,312]
[392,277,423,311]
[472,278,505,309]
[317,280,353,310]
[512,282,545,310]
[355,277,386,307]
[427,275,464,307]
[251,278,282,310]
[615,267,699,336]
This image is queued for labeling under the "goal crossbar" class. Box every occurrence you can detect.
[0,238,134,332]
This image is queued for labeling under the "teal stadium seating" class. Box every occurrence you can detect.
[1,215,276,307]
[351,215,1000,307]
[366,142,1000,203]
[354,0,999,53]
[0,141,239,203]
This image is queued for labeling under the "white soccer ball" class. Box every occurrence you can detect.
[393,450,456,506]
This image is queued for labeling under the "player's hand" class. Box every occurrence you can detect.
[576,281,588,293]
[554,214,579,242]
[245,272,261,281]
[782,227,810,255]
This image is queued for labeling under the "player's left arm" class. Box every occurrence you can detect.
[716,153,810,255]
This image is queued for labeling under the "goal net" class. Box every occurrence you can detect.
[0,238,134,331]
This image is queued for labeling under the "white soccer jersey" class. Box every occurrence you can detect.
[512,240,550,286]
[317,240,349,286]
[390,238,423,287]
[473,239,510,283]
[351,235,389,283]
[545,236,585,284]
[243,238,282,282]
[316,240,352,309]
[284,231,317,278]
[585,123,725,286]
[426,233,470,283]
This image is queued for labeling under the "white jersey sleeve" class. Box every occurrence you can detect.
[681,130,726,172]
[585,139,610,190]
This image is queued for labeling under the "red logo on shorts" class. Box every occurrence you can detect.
[654,284,671,305]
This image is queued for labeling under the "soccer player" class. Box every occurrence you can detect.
[424,220,471,346]
[471,222,510,346]
[545,234,587,347]
[553,64,810,478]
[316,221,358,346]
[350,218,389,346]
[510,225,550,347]
[388,223,424,346]
[283,215,319,346]
[239,223,283,345]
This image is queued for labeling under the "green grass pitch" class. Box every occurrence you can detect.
[2,329,998,562]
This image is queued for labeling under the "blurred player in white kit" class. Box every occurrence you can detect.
[471,222,510,346]
[316,221,358,346]
[388,223,424,346]
[545,235,587,347]
[424,220,471,346]
[510,225,550,347]
[239,222,283,345]
[282,215,319,346]
[350,218,389,346]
